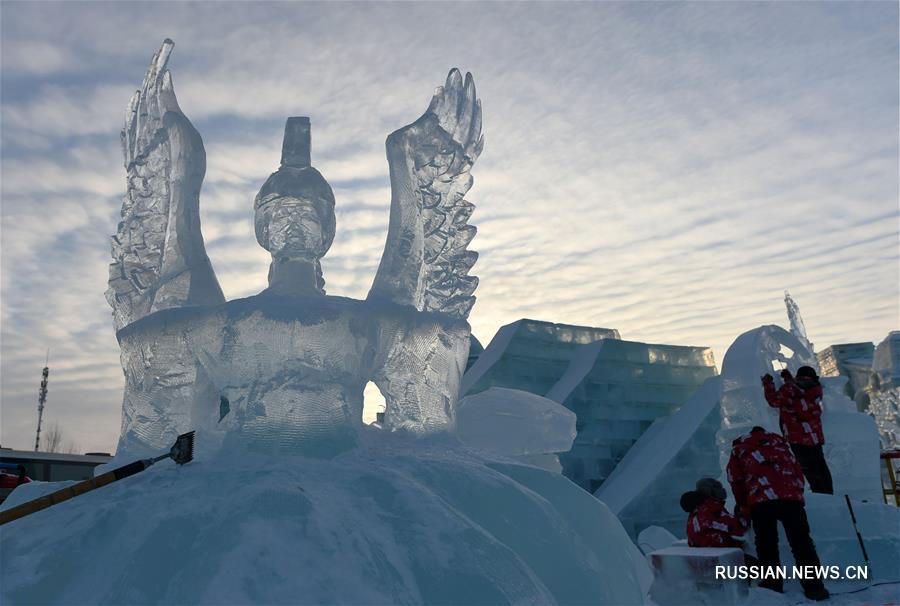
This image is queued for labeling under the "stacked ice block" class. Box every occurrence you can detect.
[817,342,875,410]
[461,319,620,396]
[546,339,717,492]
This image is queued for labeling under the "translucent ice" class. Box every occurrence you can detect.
[596,377,723,539]
[783,290,816,369]
[107,42,484,460]
[456,387,577,456]
[637,525,680,555]
[869,331,900,447]
[715,325,816,456]
[547,338,717,492]
[106,40,224,331]
[461,319,620,396]
[647,546,747,606]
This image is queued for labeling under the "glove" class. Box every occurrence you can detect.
[780,369,793,380]
[761,373,774,384]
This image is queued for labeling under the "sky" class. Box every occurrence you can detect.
[1,2,897,454]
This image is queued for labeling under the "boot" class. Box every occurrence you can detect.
[803,584,830,601]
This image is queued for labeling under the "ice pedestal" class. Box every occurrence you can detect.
[637,525,680,555]
[0,442,651,605]
[648,546,747,606]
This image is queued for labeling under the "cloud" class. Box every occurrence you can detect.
[1,2,897,453]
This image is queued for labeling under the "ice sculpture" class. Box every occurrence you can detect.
[108,41,482,459]
[715,325,816,454]
[869,331,900,447]
[456,387,576,471]
[783,290,816,369]
[597,325,882,541]
[106,40,225,331]
[817,342,875,410]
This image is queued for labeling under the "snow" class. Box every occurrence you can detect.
[1,436,651,605]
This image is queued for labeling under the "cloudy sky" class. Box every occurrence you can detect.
[1,2,897,454]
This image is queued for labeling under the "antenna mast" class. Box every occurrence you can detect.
[35,350,50,452]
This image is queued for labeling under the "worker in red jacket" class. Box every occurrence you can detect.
[727,426,829,601]
[762,366,833,494]
[680,480,747,549]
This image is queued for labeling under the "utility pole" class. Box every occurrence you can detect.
[35,350,49,452]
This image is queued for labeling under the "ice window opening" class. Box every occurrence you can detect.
[363,381,386,426]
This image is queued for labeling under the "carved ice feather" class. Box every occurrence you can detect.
[368,69,483,320]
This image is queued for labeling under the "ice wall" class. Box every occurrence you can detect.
[546,339,717,493]
[595,377,722,539]
[461,319,619,396]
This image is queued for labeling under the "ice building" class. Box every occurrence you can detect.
[869,331,900,447]
[461,319,620,396]
[817,342,875,410]
[595,377,722,538]
[545,339,717,492]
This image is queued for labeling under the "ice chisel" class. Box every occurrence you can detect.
[0,431,194,526]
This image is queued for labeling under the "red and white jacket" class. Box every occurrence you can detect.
[687,497,746,548]
[763,378,825,447]
[727,429,805,510]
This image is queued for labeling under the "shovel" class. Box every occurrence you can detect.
[0,431,194,526]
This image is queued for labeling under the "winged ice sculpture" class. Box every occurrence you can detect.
[107,40,483,458]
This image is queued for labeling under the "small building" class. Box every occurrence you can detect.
[0,449,112,482]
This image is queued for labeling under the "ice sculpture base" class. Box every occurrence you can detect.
[1,439,650,605]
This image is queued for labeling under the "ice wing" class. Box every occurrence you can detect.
[368,69,484,320]
[107,40,224,332]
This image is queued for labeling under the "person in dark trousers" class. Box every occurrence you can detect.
[727,426,830,601]
[762,366,834,494]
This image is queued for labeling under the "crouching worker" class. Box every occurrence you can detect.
[727,426,829,601]
[762,366,834,494]
[680,478,747,549]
